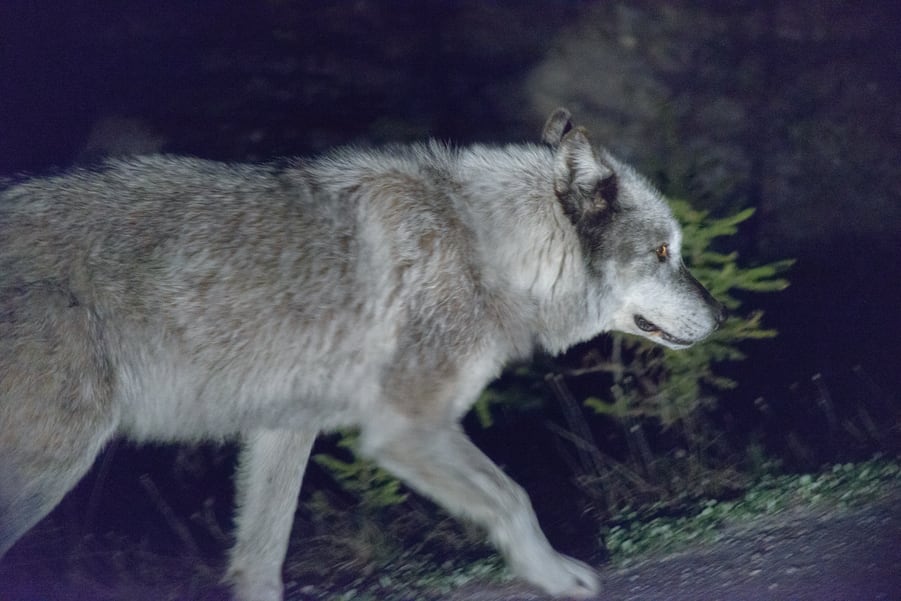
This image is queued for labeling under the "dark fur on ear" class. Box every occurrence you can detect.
[542,108,573,147]
[552,125,618,225]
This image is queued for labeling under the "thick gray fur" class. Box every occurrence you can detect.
[0,109,724,600]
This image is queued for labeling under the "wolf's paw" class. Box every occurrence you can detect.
[522,551,601,599]
[226,568,283,601]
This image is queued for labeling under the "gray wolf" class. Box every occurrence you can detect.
[0,108,725,600]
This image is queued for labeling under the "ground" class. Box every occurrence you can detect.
[2,484,897,601]
[443,489,901,601]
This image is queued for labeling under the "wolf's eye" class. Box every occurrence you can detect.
[655,244,669,262]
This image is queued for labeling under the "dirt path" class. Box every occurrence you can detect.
[444,489,901,601]
[2,489,898,600]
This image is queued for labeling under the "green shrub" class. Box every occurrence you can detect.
[313,432,408,510]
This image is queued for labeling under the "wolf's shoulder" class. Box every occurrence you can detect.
[305,141,453,178]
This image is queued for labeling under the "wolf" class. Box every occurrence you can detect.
[0,108,725,600]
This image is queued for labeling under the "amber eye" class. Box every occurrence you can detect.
[655,243,669,262]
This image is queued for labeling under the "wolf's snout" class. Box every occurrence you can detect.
[633,314,694,347]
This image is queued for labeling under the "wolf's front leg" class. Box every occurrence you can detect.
[226,429,316,601]
[362,421,600,599]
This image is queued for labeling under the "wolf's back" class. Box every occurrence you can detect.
[1,156,323,305]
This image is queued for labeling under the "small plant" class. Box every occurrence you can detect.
[313,431,408,510]
[472,362,551,428]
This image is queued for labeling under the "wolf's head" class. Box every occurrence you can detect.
[543,108,726,349]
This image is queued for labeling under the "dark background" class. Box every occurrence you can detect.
[1,0,899,584]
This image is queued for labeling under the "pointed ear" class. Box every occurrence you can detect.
[553,127,617,223]
[541,107,573,147]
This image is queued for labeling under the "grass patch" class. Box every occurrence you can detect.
[603,457,900,564]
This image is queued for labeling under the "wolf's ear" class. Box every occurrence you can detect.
[542,108,573,147]
[552,127,617,222]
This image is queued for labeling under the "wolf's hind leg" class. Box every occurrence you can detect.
[0,285,117,558]
[226,428,316,601]
[362,420,601,599]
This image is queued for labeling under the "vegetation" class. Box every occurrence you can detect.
[604,458,900,563]
[313,432,408,510]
